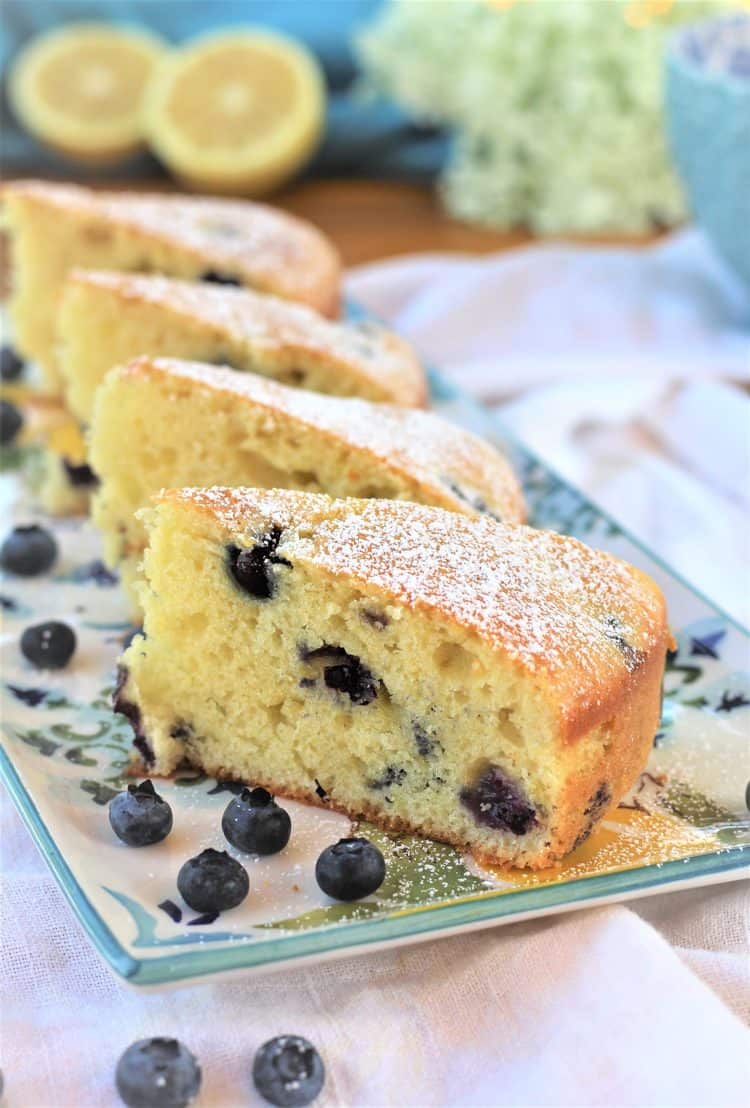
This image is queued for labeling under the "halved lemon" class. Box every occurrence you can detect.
[8,22,165,164]
[143,29,326,196]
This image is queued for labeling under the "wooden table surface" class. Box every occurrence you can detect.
[274,179,537,266]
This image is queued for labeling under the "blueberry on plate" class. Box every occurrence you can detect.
[115,1037,201,1108]
[177,848,249,913]
[0,344,25,382]
[109,780,174,847]
[20,620,76,669]
[1,399,23,445]
[253,1035,325,1108]
[315,837,386,901]
[222,786,291,855]
[1,524,58,576]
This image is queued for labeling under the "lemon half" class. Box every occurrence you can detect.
[143,30,326,196]
[9,22,165,164]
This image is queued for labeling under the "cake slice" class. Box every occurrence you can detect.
[116,488,669,868]
[58,270,426,421]
[89,356,523,605]
[2,180,341,389]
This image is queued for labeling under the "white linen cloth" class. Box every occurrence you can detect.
[3,229,749,1107]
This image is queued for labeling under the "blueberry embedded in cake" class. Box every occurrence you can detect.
[114,488,669,869]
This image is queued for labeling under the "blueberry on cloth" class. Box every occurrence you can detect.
[253,1035,325,1107]
[315,837,386,901]
[109,780,174,847]
[177,848,249,913]
[115,1037,201,1108]
[222,787,292,855]
[1,524,57,576]
[20,620,76,669]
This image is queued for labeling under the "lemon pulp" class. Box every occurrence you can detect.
[9,22,165,164]
[144,30,326,196]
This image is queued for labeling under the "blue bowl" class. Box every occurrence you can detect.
[665,15,750,287]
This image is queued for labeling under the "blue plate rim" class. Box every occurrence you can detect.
[2,743,747,987]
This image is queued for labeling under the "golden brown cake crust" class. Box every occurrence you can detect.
[115,356,522,522]
[3,180,341,316]
[166,486,669,746]
[68,270,427,407]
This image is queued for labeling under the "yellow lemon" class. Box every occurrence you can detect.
[143,29,326,196]
[8,23,165,164]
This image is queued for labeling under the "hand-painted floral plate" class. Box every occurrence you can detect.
[2,315,748,988]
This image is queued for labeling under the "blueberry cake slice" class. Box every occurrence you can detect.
[117,488,669,868]
[58,270,425,422]
[2,180,340,389]
[89,356,523,607]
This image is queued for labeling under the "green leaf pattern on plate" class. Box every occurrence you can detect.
[261,823,490,931]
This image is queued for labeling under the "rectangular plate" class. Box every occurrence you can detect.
[2,307,749,988]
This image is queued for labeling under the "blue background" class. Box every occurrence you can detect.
[0,0,449,180]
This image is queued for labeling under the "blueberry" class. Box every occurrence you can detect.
[460,764,537,835]
[200,269,241,286]
[0,345,25,381]
[113,664,154,766]
[1,399,23,445]
[252,1036,325,1108]
[62,458,98,487]
[115,1037,201,1108]
[1,524,58,576]
[20,620,76,669]
[177,848,249,913]
[323,654,378,706]
[315,837,385,901]
[227,528,291,600]
[413,723,438,758]
[109,780,173,847]
[585,783,611,819]
[300,644,378,706]
[222,787,291,855]
[367,764,406,790]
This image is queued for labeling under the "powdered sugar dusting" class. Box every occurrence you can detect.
[168,488,667,720]
[9,181,339,309]
[130,356,523,522]
[75,271,425,406]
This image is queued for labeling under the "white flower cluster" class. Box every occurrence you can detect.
[358,0,735,233]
